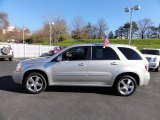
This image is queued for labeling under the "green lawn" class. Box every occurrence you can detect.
[58,38,160,49]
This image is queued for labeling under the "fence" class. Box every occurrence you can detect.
[10,44,57,58]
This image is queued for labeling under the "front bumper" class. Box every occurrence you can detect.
[149,62,159,69]
[12,71,23,85]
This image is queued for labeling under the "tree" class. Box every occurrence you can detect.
[52,18,68,43]
[148,25,160,38]
[0,12,9,30]
[115,26,125,39]
[96,18,108,39]
[137,18,153,39]
[71,16,85,39]
[32,17,68,44]
[123,21,138,39]
[0,12,10,42]
[108,31,114,39]
[83,22,95,39]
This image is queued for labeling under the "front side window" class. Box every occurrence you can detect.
[92,46,119,60]
[118,47,142,60]
[62,46,90,61]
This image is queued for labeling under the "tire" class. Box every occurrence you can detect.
[155,67,159,72]
[115,75,137,96]
[23,72,47,94]
[1,47,10,55]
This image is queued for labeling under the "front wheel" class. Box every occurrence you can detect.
[115,75,137,96]
[23,72,47,94]
[155,66,159,72]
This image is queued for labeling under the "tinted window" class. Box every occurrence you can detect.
[140,50,160,55]
[92,46,119,60]
[118,47,142,60]
[62,46,90,61]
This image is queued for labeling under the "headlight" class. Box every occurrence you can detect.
[153,57,157,62]
[16,63,23,72]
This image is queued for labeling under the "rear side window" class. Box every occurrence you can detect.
[118,47,142,60]
[92,46,119,60]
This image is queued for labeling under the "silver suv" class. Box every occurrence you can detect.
[13,44,150,96]
[0,43,14,61]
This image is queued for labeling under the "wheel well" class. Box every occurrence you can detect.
[114,72,140,86]
[23,70,49,86]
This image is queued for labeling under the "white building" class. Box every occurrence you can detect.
[2,26,19,34]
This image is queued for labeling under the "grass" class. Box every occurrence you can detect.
[58,38,160,50]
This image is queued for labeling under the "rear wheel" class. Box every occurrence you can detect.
[115,75,137,96]
[23,72,47,94]
[9,58,13,61]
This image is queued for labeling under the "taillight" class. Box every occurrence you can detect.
[145,65,149,71]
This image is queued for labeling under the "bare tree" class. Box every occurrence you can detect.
[137,18,153,39]
[96,18,108,39]
[71,16,86,39]
[0,12,9,41]
[33,17,68,44]
[0,12,9,30]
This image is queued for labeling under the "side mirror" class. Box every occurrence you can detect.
[57,55,62,61]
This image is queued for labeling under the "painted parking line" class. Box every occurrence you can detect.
[13,59,21,62]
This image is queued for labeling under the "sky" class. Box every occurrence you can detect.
[0,0,160,32]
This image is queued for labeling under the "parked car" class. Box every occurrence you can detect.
[40,47,62,57]
[13,44,150,96]
[140,48,160,72]
[0,43,14,61]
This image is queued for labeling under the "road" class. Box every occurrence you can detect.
[0,59,160,120]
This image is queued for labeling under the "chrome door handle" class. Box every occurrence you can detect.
[78,63,87,66]
[111,62,119,65]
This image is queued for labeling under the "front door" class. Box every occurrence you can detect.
[52,46,90,83]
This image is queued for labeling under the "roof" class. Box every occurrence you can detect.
[69,43,134,48]
[141,48,160,51]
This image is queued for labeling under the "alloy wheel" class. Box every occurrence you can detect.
[26,75,44,93]
[118,77,135,96]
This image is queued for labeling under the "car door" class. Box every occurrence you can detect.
[87,46,122,85]
[51,46,91,83]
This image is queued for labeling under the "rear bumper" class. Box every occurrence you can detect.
[0,55,13,58]
[140,72,150,86]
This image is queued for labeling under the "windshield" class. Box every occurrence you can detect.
[140,50,160,55]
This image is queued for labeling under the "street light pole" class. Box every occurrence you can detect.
[23,27,25,44]
[22,27,26,57]
[125,5,140,45]
[49,22,54,46]
[129,8,133,46]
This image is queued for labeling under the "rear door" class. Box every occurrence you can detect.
[87,46,122,85]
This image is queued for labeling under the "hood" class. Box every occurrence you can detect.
[143,54,158,58]
[20,57,50,64]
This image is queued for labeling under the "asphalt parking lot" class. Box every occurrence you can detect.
[0,59,160,120]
